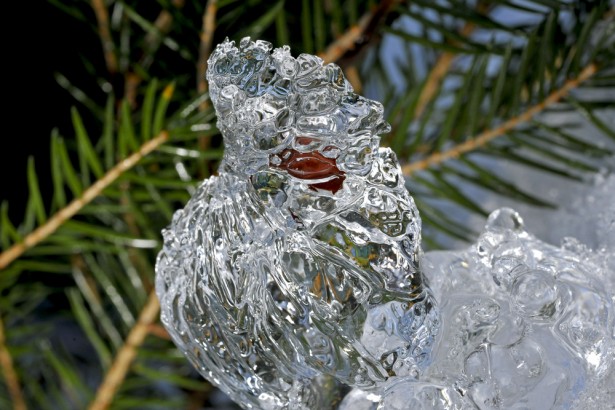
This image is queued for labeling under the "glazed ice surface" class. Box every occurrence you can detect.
[340,208,614,409]
[156,38,438,408]
[155,38,614,409]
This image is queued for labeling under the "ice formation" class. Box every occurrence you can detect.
[156,38,614,409]
[340,208,614,409]
[155,38,438,409]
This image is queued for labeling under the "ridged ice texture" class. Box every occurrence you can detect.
[155,38,439,409]
[339,208,615,409]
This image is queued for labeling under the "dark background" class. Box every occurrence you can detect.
[3,2,103,223]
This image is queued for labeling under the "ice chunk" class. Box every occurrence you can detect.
[340,208,614,409]
[156,38,438,409]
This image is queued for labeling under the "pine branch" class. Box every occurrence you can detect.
[147,324,171,340]
[402,63,598,175]
[197,0,218,96]
[0,126,171,270]
[90,0,117,74]
[88,292,160,410]
[196,0,219,172]
[144,0,186,51]
[413,6,486,119]
[319,0,402,64]
[125,0,186,106]
[385,2,490,148]
[0,317,26,410]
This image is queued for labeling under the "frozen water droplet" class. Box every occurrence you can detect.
[511,269,560,320]
[485,208,524,232]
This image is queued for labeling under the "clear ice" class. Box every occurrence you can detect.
[340,208,614,410]
[156,38,438,409]
[155,38,614,409]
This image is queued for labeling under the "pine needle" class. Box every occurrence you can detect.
[87,292,160,410]
[90,0,117,73]
[0,131,169,270]
[402,62,599,175]
[0,317,27,410]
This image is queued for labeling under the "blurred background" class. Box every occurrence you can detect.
[1,1,613,409]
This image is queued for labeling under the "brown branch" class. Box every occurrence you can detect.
[125,0,186,106]
[197,0,218,97]
[413,53,456,119]
[344,65,363,93]
[412,6,485,119]
[0,128,170,270]
[0,317,27,410]
[196,0,219,178]
[144,0,186,51]
[402,63,598,175]
[88,292,160,410]
[147,323,171,340]
[319,0,401,64]
[91,0,118,74]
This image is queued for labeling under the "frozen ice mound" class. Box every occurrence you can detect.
[340,208,615,409]
[155,37,614,409]
[155,38,439,409]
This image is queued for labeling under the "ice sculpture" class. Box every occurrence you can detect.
[155,38,439,409]
[156,38,614,409]
[339,208,615,409]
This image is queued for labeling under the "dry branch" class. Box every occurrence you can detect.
[88,292,160,410]
[197,0,218,96]
[0,130,170,270]
[402,63,598,174]
[413,4,487,119]
[319,0,401,64]
[0,317,27,410]
[91,0,118,74]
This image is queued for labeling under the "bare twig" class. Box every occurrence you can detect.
[144,0,186,51]
[125,0,186,106]
[402,63,598,175]
[147,323,171,340]
[0,127,170,270]
[413,53,456,119]
[413,6,485,119]
[196,0,219,177]
[319,0,401,64]
[0,317,27,410]
[88,292,160,410]
[91,0,118,73]
[197,0,218,97]
[344,65,363,93]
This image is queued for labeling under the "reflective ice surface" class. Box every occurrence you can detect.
[156,38,614,409]
[156,38,438,409]
[340,208,614,409]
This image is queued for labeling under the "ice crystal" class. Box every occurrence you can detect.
[156,38,438,409]
[339,208,615,409]
[156,38,614,409]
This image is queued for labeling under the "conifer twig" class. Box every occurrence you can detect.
[88,292,160,410]
[144,0,186,51]
[402,63,598,175]
[413,4,486,119]
[0,126,171,270]
[125,0,185,106]
[197,0,218,97]
[147,323,171,340]
[0,317,27,410]
[196,0,219,177]
[319,0,401,64]
[91,0,118,74]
